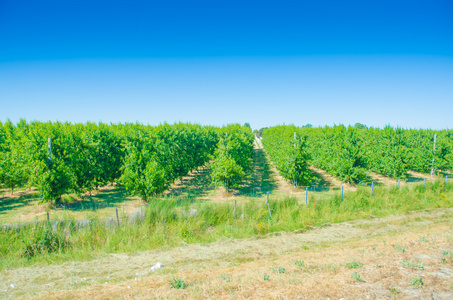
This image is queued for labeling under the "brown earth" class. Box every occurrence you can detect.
[367,171,400,187]
[308,166,357,192]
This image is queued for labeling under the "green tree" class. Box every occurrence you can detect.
[210,124,254,192]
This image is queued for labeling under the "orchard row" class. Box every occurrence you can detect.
[0,121,253,202]
[1,121,451,202]
[262,125,453,185]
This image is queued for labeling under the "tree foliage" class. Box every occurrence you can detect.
[120,123,218,200]
[210,124,254,192]
[263,125,452,184]
[262,125,313,187]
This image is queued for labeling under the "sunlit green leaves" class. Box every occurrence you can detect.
[210,124,254,192]
[262,125,313,186]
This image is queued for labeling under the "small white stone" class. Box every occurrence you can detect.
[127,286,131,289]
[105,282,108,284]
[150,262,163,271]
[107,276,111,279]
[10,284,14,288]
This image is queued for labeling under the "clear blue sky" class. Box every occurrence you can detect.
[1,0,452,130]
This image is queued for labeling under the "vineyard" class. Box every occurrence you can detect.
[1,121,453,299]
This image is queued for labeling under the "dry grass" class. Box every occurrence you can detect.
[36,216,453,299]
[2,208,452,299]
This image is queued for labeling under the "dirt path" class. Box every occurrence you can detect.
[165,166,215,200]
[366,170,440,189]
[254,136,263,149]
[407,170,441,182]
[2,208,453,299]
[367,171,400,187]
[252,137,303,196]
[308,166,357,191]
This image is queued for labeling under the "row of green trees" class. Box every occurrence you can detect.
[210,124,255,192]
[0,121,126,201]
[302,126,367,183]
[0,121,256,202]
[261,125,312,187]
[120,123,219,200]
[262,125,453,185]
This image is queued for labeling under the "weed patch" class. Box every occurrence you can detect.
[351,271,365,282]
[170,276,187,289]
[21,227,69,259]
[401,260,424,270]
[395,244,406,253]
[345,261,363,269]
[220,274,231,282]
[441,251,453,263]
[411,276,423,287]
[294,260,305,268]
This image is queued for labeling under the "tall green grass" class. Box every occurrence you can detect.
[1,179,452,270]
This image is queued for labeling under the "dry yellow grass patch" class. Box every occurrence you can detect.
[28,211,453,300]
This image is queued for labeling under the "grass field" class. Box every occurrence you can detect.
[0,142,452,299]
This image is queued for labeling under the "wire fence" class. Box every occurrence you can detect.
[1,206,147,232]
